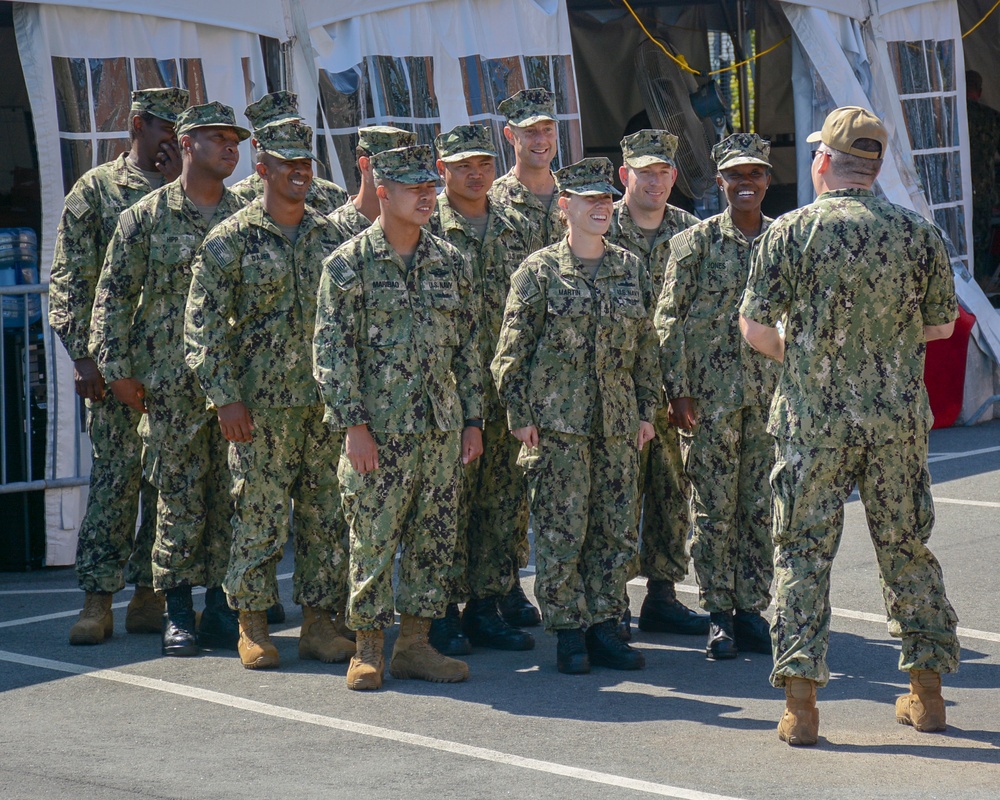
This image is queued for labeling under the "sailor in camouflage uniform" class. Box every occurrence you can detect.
[230,91,349,216]
[327,126,417,246]
[90,102,250,658]
[51,88,189,646]
[489,88,564,248]
[313,144,485,690]
[426,125,537,656]
[492,158,659,675]
[185,120,354,670]
[607,129,706,640]
[740,107,961,746]
[966,71,1000,284]
[656,133,779,661]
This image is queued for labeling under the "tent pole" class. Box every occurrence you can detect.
[737,0,750,131]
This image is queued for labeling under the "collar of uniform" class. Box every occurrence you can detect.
[117,154,153,189]
[555,237,625,279]
[368,219,442,273]
[718,206,773,244]
[612,201,650,251]
[816,187,876,202]
[500,169,557,206]
[437,194,513,240]
[247,198,325,241]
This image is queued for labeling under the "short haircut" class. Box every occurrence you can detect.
[827,137,883,181]
[129,111,157,142]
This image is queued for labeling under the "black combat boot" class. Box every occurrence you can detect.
[638,580,710,635]
[556,628,590,674]
[197,586,240,650]
[586,619,646,670]
[428,603,472,656]
[162,585,199,657]
[734,610,772,654]
[266,602,286,625]
[617,590,633,641]
[498,582,541,628]
[706,610,738,660]
[462,597,535,650]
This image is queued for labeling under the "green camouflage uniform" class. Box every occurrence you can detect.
[185,195,349,612]
[607,198,698,585]
[488,171,563,247]
[49,154,161,593]
[492,234,660,630]
[967,98,1000,282]
[656,208,779,614]
[327,201,372,247]
[429,191,535,602]
[90,179,245,591]
[230,172,348,217]
[313,214,483,631]
[740,187,961,688]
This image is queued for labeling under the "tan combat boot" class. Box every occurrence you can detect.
[69,592,114,645]
[347,629,385,691]
[237,610,280,669]
[299,606,356,663]
[125,586,164,634]
[777,677,819,746]
[334,605,356,642]
[390,613,470,683]
[896,669,946,732]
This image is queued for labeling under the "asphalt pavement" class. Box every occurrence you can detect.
[1,419,998,799]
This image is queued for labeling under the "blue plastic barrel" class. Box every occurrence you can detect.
[0,227,41,330]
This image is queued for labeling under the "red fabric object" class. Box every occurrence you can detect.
[924,306,976,429]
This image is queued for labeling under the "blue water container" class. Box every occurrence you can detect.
[0,227,41,330]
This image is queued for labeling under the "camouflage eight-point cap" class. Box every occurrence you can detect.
[245,91,302,132]
[176,101,251,141]
[435,125,498,163]
[620,129,679,168]
[358,125,417,156]
[498,87,557,128]
[712,133,772,170]
[370,144,439,184]
[256,119,316,161]
[554,157,620,196]
[130,87,190,122]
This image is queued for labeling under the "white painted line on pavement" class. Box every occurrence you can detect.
[932,496,1000,509]
[0,588,83,595]
[0,649,744,800]
[928,446,1000,463]
[831,607,1000,643]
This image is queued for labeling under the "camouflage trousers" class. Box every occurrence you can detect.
[142,391,231,591]
[224,406,348,612]
[443,416,528,603]
[680,405,773,614]
[75,393,157,592]
[520,430,639,631]
[338,429,461,630]
[769,437,960,689]
[632,405,692,583]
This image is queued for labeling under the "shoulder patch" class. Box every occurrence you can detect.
[670,230,695,262]
[64,192,90,220]
[204,237,236,267]
[511,269,540,302]
[118,207,140,240]
[323,253,358,291]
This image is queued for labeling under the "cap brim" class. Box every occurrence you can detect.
[564,183,621,197]
[719,156,771,169]
[252,114,306,133]
[624,155,675,168]
[145,110,183,123]
[262,147,317,161]
[508,113,557,128]
[806,130,823,143]
[439,148,498,163]
[378,169,441,185]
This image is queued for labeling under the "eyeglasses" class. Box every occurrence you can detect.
[811,149,829,161]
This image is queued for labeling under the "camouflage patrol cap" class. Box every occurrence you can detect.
[358,126,417,156]
[129,88,190,123]
[807,106,887,160]
[370,144,439,184]
[712,133,772,170]
[245,91,301,132]
[620,129,679,168]
[256,119,316,161]
[498,88,557,128]
[435,125,498,163]
[554,157,621,196]
[176,101,251,141]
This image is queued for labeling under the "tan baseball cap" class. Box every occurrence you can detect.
[807,106,887,160]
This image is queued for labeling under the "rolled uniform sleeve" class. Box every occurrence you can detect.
[89,211,148,383]
[313,249,370,429]
[919,229,959,327]
[185,231,243,409]
[491,265,545,431]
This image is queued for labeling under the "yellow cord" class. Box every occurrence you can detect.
[708,35,791,76]
[963,0,1000,38]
